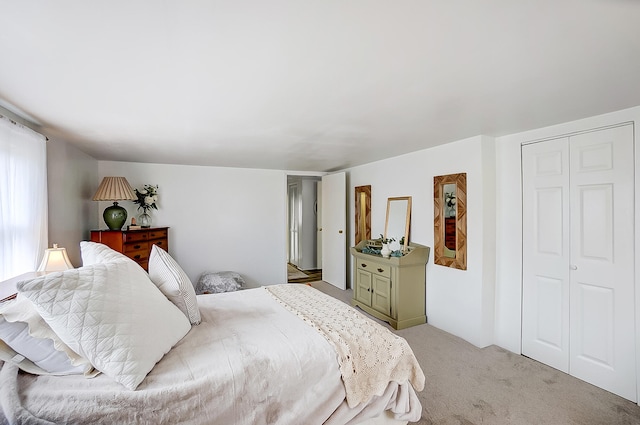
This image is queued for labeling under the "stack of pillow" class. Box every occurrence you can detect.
[0,242,201,390]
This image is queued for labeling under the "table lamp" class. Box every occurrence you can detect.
[37,244,74,273]
[92,176,136,230]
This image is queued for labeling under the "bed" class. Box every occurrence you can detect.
[0,242,424,425]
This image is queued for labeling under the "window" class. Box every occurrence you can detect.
[0,114,47,281]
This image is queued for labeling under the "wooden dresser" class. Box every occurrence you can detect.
[90,227,169,271]
[350,240,430,330]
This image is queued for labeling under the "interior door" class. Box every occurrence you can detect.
[321,172,346,289]
[522,124,636,402]
[522,138,571,372]
[568,125,635,401]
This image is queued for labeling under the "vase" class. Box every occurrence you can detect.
[138,212,152,228]
[381,243,391,258]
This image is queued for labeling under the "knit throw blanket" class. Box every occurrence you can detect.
[265,284,425,408]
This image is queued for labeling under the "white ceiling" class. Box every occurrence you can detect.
[1,1,639,172]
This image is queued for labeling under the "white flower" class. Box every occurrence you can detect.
[140,189,148,195]
[153,195,158,201]
[144,196,154,205]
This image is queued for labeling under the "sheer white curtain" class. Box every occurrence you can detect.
[0,114,48,281]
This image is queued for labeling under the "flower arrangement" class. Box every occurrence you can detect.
[378,234,396,245]
[133,184,159,213]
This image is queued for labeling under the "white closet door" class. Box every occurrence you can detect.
[522,138,571,372]
[569,125,635,401]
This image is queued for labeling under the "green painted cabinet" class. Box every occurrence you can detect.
[351,240,430,330]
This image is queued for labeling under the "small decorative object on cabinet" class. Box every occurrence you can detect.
[90,227,169,271]
[351,240,430,330]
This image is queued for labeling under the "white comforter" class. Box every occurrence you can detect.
[0,288,421,425]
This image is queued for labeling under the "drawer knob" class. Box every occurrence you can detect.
[377,268,384,273]
[156,241,163,246]
[361,263,367,268]
[134,244,141,249]
[134,255,141,260]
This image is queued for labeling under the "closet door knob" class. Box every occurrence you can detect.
[570,265,578,270]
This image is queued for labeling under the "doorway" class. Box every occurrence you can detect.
[287,175,322,283]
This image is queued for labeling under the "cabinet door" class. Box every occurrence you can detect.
[355,269,372,306]
[371,275,391,317]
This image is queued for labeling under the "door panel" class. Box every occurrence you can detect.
[355,269,372,305]
[372,276,391,316]
[522,138,570,372]
[569,125,635,401]
[321,172,346,289]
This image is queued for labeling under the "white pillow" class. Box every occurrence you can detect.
[0,294,94,375]
[17,259,191,390]
[148,245,201,325]
[80,240,133,266]
[0,316,86,375]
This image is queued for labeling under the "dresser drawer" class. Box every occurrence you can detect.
[356,259,391,278]
[124,241,149,253]
[126,248,149,263]
[150,239,168,251]
[123,232,148,243]
[148,229,168,240]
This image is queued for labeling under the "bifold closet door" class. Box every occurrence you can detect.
[522,138,571,373]
[522,124,636,401]
[568,126,635,401]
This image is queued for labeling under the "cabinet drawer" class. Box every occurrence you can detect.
[124,241,149,253]
[151,239,168,251]
[356,259,391,279]
[126,248,148,263]
[123,232,148,243]
[148,229,168,240]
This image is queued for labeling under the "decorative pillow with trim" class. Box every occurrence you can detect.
[17,259,191,390]
[148,244,201,325]
[0,294,94,375]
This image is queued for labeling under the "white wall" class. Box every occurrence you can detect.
[98,161,288,287]
[494,105,640,356]
[47,137,99,266]
[346,135,497,348]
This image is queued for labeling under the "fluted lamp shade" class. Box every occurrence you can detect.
[38,244,74,273]
[93,177,136,230]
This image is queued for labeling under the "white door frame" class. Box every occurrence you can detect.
[284,172,325,280]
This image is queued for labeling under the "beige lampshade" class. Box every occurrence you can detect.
[92,177,136,201]
[37,244,74,273]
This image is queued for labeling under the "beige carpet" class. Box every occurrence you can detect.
[308,280,640,425]
[287,263,308,280]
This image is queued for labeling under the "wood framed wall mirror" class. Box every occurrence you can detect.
[355,185,371,245]
[385,196,412,252]
[433,173,467,270]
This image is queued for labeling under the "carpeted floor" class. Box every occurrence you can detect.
[308,280,640,425]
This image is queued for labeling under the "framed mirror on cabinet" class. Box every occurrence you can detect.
[385,196,411,252]
[433,173,467,270]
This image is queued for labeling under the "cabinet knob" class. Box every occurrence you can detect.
[377,268,384,273]
[339,230,343,234]
[134,244,141,249]
[361,263,367,268]
[134,255,141,260]
[570,265,578,270]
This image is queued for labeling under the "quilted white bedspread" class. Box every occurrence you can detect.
[0,287,422,425]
